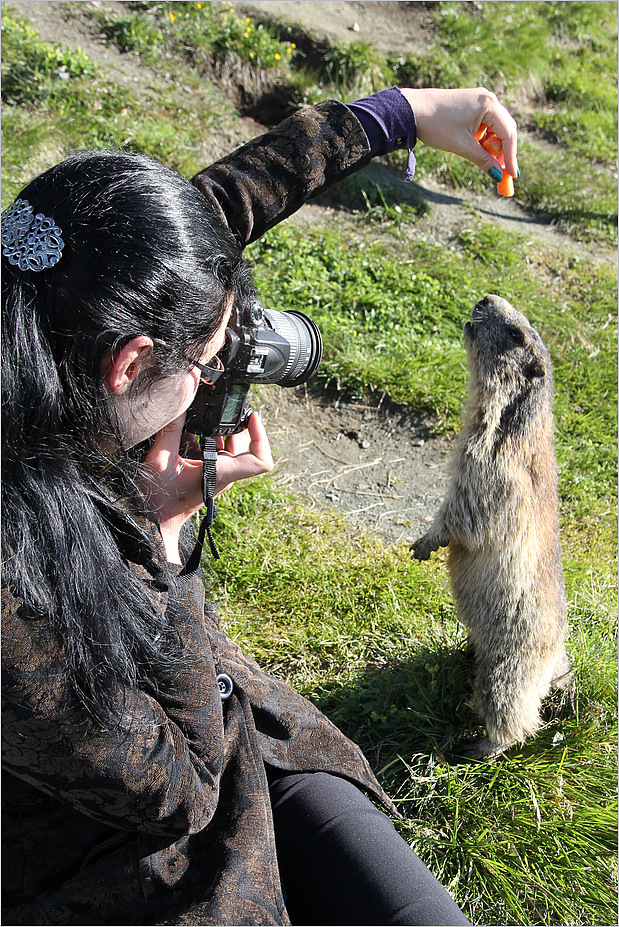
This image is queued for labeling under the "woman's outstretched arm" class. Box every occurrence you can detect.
[191,87,518,245]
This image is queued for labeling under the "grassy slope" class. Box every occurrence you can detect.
[2,2,617,924]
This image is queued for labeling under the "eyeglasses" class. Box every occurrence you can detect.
[190,354,225,386]
[152,338,225,386]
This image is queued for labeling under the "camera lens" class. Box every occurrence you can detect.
[262,308,323,386]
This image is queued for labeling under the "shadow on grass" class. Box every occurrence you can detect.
[312,640,576,781]
[314,163,435,215]
[313,642,478,760]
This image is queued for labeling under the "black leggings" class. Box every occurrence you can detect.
[268,769,471,926]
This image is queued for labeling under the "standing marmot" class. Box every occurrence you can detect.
[412,295,571,760]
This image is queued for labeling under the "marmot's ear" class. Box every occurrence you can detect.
[525,350,546,380]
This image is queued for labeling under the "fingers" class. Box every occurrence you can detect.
[144,410,273,506]
[479,103,519,178]
[214,411,274,496]
[224,411,272,461]
[399,87,519,183]
[139,411,272,557]
[140,413,204,518]
[464,134,504,177]
[455,92,519,179]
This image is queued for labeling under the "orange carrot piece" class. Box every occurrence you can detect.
[497,171,514,197]
[476,126,515,196]
[482,133,502,158]
[474,123,489,142]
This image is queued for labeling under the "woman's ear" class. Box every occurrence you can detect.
[103,336,154,395]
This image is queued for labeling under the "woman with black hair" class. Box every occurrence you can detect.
[2,87,517,926]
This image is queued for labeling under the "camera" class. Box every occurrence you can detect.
[184,301,323,437]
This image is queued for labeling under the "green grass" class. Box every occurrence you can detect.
[323,39,394,97]
[208,478,617,927]
[2,1,617,242]
[0,3,237,202]
[2,2,617,924]
[391,0,618,164]
[388,0,618,244]
[90,0,298,69]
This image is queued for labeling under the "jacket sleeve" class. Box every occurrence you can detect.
[191,99,372,246]
[1,575,225,838]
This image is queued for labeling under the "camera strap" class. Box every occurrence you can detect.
[200,435,220,560]
[179,436,220,575]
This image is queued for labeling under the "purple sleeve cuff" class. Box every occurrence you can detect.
[346,87,417,181]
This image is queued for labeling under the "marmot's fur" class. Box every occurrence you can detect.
[412,295,571,760]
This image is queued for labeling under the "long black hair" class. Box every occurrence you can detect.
[2,150,254,723]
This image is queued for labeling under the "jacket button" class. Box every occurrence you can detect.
[216,673,233,700]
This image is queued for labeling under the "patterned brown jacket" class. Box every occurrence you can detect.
[2,101,398,926]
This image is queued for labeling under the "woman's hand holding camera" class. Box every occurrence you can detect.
[140,411,273,564]
[213,411,274,496]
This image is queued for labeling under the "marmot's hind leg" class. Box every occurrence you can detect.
[448,734,516,763]
[454,656,546,762]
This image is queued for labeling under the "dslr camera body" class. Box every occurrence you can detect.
[185,301,322,437]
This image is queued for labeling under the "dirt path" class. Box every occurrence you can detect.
[237,0,435,55]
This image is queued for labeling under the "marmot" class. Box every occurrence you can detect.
[412,295,571,760]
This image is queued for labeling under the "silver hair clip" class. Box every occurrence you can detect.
[1,198,64,272]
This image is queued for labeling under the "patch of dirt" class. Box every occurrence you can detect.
[11,0,148,86]
[237,0,434,56]
[310,154,585,255]
[258,385,452,544]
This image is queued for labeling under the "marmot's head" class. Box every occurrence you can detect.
[464,294,552,414]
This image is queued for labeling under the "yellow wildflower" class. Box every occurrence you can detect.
[169,11,176,21]
[274,53,281,60]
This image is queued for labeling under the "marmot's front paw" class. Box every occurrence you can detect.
[411,535,435,561]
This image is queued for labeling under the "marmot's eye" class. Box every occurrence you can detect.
[507,326,525,345]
